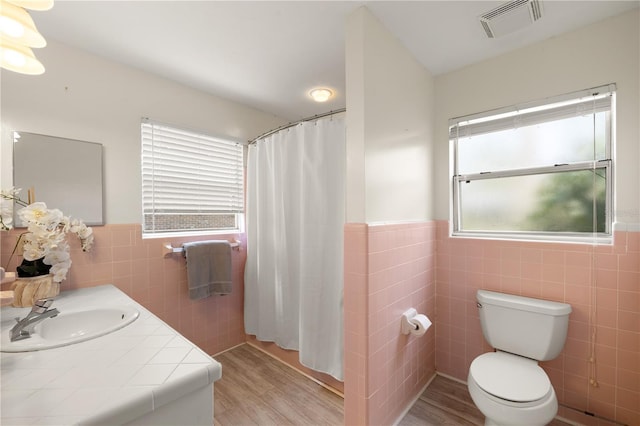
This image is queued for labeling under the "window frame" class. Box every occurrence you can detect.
[141,119,245,238]
[449,85,615,244]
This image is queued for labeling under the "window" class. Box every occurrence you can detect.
[450,84,615,243]
[141,119,244,236]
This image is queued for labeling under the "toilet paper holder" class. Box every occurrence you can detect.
[401,308,431,336]
[401,308,419,334]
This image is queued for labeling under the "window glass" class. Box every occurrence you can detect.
[459,169,607,233]
[457,113,607,175]
[450,85,614,242]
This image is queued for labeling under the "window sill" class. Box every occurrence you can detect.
[450,231,613,246]
[142,229,244,240]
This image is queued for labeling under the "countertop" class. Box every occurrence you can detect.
[0,285,222,425]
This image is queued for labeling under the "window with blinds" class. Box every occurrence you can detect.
[450,84,615,243]
[141,119,244,236]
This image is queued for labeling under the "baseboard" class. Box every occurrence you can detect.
[211,341,246,357]
[392,372,438,426]
[557,404,626,426]
[432,371,624,426]
[435,371,468,386]
[245,341,345,398]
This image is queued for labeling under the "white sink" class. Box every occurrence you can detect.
[1,306,139,352]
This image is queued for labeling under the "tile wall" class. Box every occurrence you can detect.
[0,224,247,356]
[344,222,437,426]
[435,220,639,426]
[3,220,636,425]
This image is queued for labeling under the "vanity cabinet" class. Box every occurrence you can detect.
[0,285,221,425]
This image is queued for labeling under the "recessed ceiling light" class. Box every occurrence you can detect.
[310,88,333,103]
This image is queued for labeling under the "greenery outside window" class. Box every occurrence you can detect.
[450,84,615,243]
[141,119,244,236]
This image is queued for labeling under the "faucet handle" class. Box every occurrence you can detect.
[32,298,54,313]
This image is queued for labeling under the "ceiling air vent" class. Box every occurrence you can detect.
[480,0,544,38]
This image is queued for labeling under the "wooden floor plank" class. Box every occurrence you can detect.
[399,397,480,425]
[400,374,573,426]
[419,376,485,425]
[214,344,344,426]
[213,345,573,426]
[423,374,477,406]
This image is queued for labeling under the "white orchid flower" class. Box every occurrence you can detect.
[18,202,49,223]
[4,189,94,283]
[21,241,46,261]
[50,259,71,282]
[44,244,71,265]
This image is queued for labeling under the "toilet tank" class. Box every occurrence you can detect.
[477,290,572,361]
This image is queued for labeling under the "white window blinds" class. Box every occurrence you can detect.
[141,119,244,234]
[449,84,616,139]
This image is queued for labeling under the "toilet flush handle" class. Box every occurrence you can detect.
[477,302,483,308]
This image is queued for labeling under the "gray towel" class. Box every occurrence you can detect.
[183,240,232,300]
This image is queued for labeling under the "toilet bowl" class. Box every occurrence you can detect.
[468,290,571,426]
[468,352,557,426]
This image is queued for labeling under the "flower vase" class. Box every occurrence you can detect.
[11,274,59,307]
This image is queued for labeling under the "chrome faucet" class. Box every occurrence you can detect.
[10,298,59,342]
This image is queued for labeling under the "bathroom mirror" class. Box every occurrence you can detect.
[13,131,104,226]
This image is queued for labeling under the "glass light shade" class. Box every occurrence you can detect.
[5,0,54,11]
[0,38,44,74]
[310,88,332,102]
[0,0,46,47]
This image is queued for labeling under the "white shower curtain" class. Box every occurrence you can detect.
[244,115,345,381]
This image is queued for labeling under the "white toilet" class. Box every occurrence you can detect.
[468,290,572,426]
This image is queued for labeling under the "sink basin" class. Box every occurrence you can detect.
[1,306,139,352]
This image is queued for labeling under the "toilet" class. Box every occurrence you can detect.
[468,290,572,426]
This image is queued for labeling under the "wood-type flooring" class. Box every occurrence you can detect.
[213,344,574,426]
[213,343,343,425]
[398,375,573,426]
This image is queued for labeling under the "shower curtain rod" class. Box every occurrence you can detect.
[248,108,346,144]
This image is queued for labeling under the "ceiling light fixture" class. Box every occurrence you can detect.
[0,0,52,75]
[310,88,333,103]
[0,37,45,74]
[0,0,46,46]
[6,0,54,11]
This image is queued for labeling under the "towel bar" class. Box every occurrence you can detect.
[163,240,241,257]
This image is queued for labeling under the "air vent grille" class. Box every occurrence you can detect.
[481,0,530,20]
[530,0,543,20]
[480,0,544,38]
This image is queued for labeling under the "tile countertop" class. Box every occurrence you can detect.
[0,284,222,425]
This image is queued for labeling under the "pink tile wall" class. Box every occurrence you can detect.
[6,219,634,425]
[435,220,640,426]
[1,224,247,356]
[344,222,437,426]
[344,223,369,425]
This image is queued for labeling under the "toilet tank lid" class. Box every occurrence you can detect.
[477,290,571,316]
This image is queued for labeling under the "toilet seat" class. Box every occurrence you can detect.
[469,352,551,404]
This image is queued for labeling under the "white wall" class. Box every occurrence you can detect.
[4,9,635,228]
[346,7,435,224]
[1,40,285,224]
[434,9,640,229]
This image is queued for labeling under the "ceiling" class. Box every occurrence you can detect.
[31,1,639,121]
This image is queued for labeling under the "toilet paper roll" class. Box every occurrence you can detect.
[409,314,432,336]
